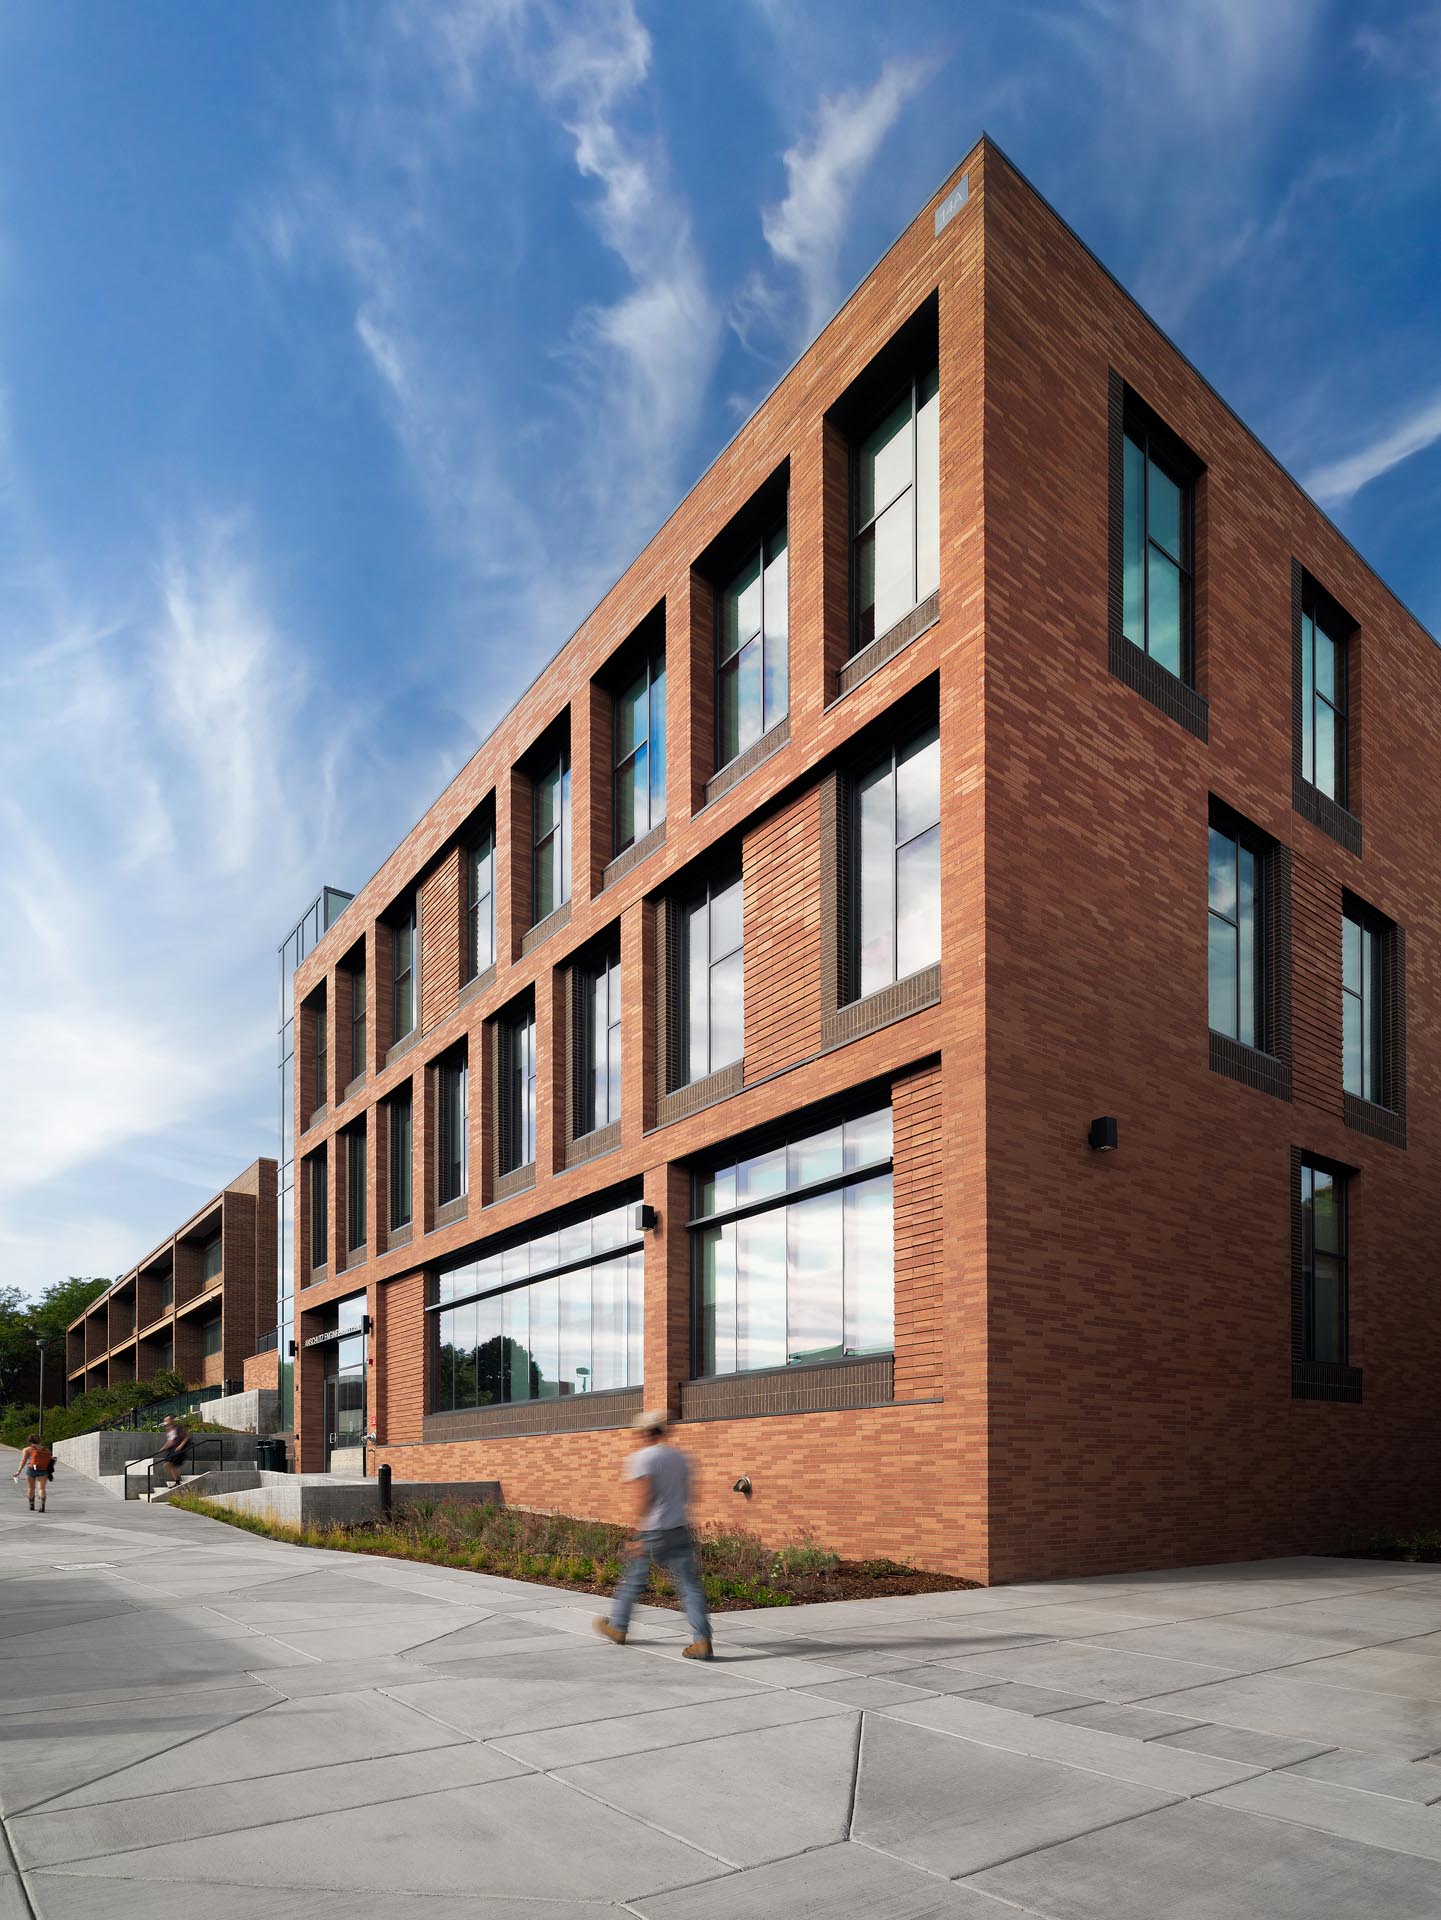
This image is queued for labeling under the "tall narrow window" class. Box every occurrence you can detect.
[1300,588,1348,805]
[718,527,788,765]
[499,1010,537,1173]
[314,998,328,1114]
[437,1060,468,1203]
[389,1089,413,1230]
[1122,413,1193,683]
[1208,820,1264,1049]
[614,655,666,854]
[853,366,939,653]
[683,873,744,1084]
[392,903,417,1044]
[201,1237,222,1282]
[201,1315,223,1358]
[350,966,367,1082]
[1343,903,1387,1105]
[310,1153,328,1272]
[468,829,495,979]
[1299,1159,1347,1366]
[580,943,622,1135]
[533,754,571,923]
[345,1127,367,1253]
[853,725,941,1001]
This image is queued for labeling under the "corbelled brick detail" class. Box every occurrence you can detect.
[742,787,822,1079]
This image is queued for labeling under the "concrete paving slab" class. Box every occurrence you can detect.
[557,1714,861,1867]
[1078,1614,1397,1672]
[878,1694,1268,1796]
[1285,1747,1441,1802]
[633,1838,1015,1917]
[394,1611,576,1662]
[935,1640,1242,1702]
[1141,1671,1441,1757]
[38,1689,468,1810]
[942,1679,1100,1714]
[1152,1722,1333,1768]
[27,1875,618,1920]
[1210,1769,1441,1863]
[247,1654,447,1699]
[852,1711,1175,1877]
[796,1675,941,1707]
[880,1663,1041,1697]
[385,1643,760,1738]
[1046,1701,1209,1740]
[968,1798,1441,1917]
[47,1773,730,1900]
[1283,1643,1441,1700]
[0,1873,27,1920]
[491,1687,852,1770]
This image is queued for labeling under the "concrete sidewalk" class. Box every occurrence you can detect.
[6,1480,1441,1916]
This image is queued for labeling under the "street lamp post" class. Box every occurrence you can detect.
[36,1340,46,1442]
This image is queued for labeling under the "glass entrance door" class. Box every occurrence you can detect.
[325,1369,366,1473]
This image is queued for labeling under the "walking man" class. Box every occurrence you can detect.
[596,1411,712,1659]
[12,1434,54,1512]
[158,1414,192,1490]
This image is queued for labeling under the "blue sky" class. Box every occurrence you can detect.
[2,0,1439,1302]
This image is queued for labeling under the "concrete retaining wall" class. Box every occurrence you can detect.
[201,1388,280,1434]
[205,1478,500,1529]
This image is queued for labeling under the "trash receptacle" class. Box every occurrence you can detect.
[255,1437,287,1473]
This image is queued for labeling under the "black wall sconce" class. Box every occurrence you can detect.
[287,1340,297,1358]
[632,1202,658,1234]
[1088,1116,1119,1153]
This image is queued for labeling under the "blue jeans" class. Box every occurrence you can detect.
[611,1526,712,1641]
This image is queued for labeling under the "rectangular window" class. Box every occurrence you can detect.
[579,943,622,1136]
[314,998,328,1113]
[389,1090,413,1229]
[693,1106,894,1378]
[681,871,744,1084]
[1343,902,1389,1107]
[201,1316,223,1358]
[160,1274,174,1309]
[1208,819,1265,1050]
[853,725,941,1002]
[718,526,788,766]
[310,1153,328,1271]
[1122,409,1194,683]
[200,1237,222,1282]
[853,366,939,654]
[533,753,572,923]
[346,1127,367,1252]
[1300,585,1349,805]
[431,1203,644,1411]
[499,1010,537,1173]
[392,903,417,1044]
[468,829,496,979]
[350,966,366,1082]
[1299,1158,1347,1366]
[437,1060,468,1203]
[614,654,666,854]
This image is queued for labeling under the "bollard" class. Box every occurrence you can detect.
[378,1462,392,1516]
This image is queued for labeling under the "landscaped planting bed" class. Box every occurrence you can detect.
[168,1493,977,1608]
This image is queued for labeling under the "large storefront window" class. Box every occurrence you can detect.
[692,1105,894,1377]
[432,1200,643,1409]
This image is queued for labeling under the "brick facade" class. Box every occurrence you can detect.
[280,138,1441,1582]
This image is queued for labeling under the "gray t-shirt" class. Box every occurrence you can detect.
[625,1443,690,1532]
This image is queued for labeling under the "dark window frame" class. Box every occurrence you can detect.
[391,902,418,1045]
[1121,400,1196,686]
[1291,1147,1361,1402]
[716,523,788,771]
[1206,801,1292,1100]
[847,723,941,1006]
[612,651,667,857]
[677,868,744,1088]
[349,965,367,1082]
[577,939,622,1137]
[314,996,328,1112]
[1300,580,1350,807]
[849,362,939,658]
[388,1087,413,1230]
[310,1152,328,1272]
[345,1126,367,1253]
[498,1005,537,1175]
[467,827,496,981]
[437,1057,468,1204]
[532,751,572,925]
[1341,896,1404,1145]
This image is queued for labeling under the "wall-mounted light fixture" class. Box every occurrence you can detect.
[632,1202,658,1234]
[1088,1116,1119,1153]
[287,1340,297,1358]
[732,1475,752,1499]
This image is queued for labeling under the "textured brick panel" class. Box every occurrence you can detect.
[424,1388,641,1442]
[743,786,821,1079]
[704,717,790,806]
[683,1356,893,1421]
[835,591,940,698]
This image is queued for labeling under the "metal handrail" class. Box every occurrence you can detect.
[124,1434,225,1501]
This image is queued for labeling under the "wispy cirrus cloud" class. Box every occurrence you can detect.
[1305,390,1441,508]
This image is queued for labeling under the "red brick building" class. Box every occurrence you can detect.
[67,1159,277,1401]
[285,138,1440,1581]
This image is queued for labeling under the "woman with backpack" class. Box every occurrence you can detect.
[12,1435,54,1512]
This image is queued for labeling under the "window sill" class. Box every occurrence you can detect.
[459,964,497,1010]
[1343,1091,1406,1150]
[1209,1032,1291,1101]
[303,1103,327,1136]
[386,1222,414,1252]
[836,592,939,700]
[1293,775,1361,858]
[342,1244,368,1273]
[1107,631,1208,743]
[521,901,571,958]
[567,1119,622,1169]
[602,820,666,891]
[423,1385,642,1442]
[493,1162,536,1203]
[823,964,940,1052]
[703,718,790,808]
[433,1194,469,1230]
[1292,1360,1362,1404]
[306,1264,329,1289]
[657,1059,743,1128]
[682,1354,895,1422]
[386,1029,421,1070]
[343,1071,366,1103]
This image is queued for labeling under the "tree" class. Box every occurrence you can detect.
[0,1276,112,1409]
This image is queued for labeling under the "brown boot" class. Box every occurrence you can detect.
[594,1617,626,1645]
[682,1638,713,1660]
